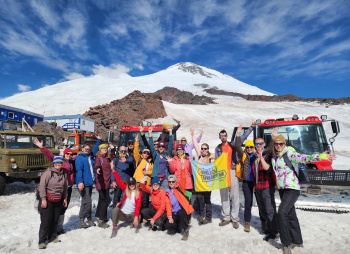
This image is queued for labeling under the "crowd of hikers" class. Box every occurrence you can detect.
[34,122,336,254]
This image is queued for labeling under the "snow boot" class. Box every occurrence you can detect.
[181,228,189,241]
[86,217,96,227]
[38,243,46,249]
[264,233,279,241]
[78,218,89,229]
[290,243,303,249]
[219,220,230,226]
[49,238,61,243]
[98,219,110,229]
[232,221,239,229]
[201,218,212,225]
[110,227,118,238]
[244,222,250,232]
[282,246,292,254]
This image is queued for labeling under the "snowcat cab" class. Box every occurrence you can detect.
[232,115,340,170]
[118,124,178,151]
[66,130,97,154]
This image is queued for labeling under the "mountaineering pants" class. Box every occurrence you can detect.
[278,189,303,247]
[95,189,110,221]
[220,169,240,222]
[255,186,278,234]
[79,185,93,218]
[164,208,189,232]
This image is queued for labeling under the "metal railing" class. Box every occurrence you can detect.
[307,169,350,186]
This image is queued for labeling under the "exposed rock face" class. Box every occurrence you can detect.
[33,122,68,147]
[155,87,216,105]
[205,88,350,105]
[83,90,167,141]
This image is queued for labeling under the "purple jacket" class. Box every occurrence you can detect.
[94,152,116,191]
[184,135,202,160]
[40,146,75,186]
[39,167,68,200]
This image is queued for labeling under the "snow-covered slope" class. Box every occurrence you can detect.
[0,62,273,116]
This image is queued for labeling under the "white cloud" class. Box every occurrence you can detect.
[134,64,144,70]
[64,72,86,80]
[92,64,131,78]
[18,84,31,92]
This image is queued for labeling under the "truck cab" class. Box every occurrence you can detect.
[0,131,59,195]
[232,115,340,170]
[66,132,97,154]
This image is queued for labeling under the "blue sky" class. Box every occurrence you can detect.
[0,0,349,99]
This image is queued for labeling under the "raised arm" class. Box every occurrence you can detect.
[235,125,244,158]
[172,122,181,134]
[166,128,174,156]
[134,140,141,166]
[191,128,201,157]
[34,138,55,162]
[91,135,102,156]
[112,170,126,191]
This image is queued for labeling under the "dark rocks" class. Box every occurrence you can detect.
[83,90,167,141]
[205,88,350,105]
[155,87,216,105]
[33,122,68,148]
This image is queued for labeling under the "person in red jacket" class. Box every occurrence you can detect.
[34,138,75,235]
[140,176,167,230]
[94,143,116,228]
[165,157,194,240]
[110,170,142,238]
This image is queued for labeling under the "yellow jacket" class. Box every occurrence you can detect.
[133,141,154,186]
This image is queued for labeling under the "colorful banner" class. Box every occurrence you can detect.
[190,153,231,192]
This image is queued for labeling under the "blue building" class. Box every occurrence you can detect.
[0,104,44,131]
[44,115,95,132]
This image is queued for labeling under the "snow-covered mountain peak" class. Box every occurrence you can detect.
[166,62,220,78]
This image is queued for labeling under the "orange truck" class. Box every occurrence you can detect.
[66,132,97,154]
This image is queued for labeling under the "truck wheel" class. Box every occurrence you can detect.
[0,174,6,195]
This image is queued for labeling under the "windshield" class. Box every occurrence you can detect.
[119,131,163,151]
[262,124,328,154]
[67,136,75,149]
[5,134,55,149]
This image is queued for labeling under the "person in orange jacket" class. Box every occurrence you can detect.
[165,156,194,241]
[140,176,167,230]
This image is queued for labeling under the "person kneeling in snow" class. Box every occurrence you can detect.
[110,170,142,238]
[164,157,194,241]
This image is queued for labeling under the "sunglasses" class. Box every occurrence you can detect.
[120,150,127,153]
[177,148,183,151]
[66,153,73,156]
[101,146,108,149]
[84,148,91,151]
[168,181,176,183]
[201,148,208,150]
[220,134,227,138]
[128,143,133,145]
[159,146,165,148]
[143,151,150,155]
[246,146,254,149]
[274,143,285,146]
[181,140,187,142]
[154,143,158,146]
[54,161,63,164]
[255,142,263,146]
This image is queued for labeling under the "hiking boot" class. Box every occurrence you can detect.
[151,226,158,231]
[49,238,61,243]
[181,228,189,241]
[78,218,89,229]
[290,243,303,249]
[201,218,212,225]
[86,217,96,227]
[232,221,239,229]
[219,220,230,226]
[110,227,118,238]
[198,216,204,223]
[244,222,250,232]
[282,246,292,254]
[261,221,268,232]
[38,243,46,249]
[263,233,279,241]
[98,220,110,229]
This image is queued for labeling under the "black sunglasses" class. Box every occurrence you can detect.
[201,148,208,150]
[168,181,176,183]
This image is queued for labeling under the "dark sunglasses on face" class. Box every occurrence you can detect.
[128,143,133,145]
[66,153,73,156]
[143,152,150,155]
[220,134,227,138]
[101,146,108,149]
[84,148,91,151]
[120,150,127,153]
[255,142,263,146]
[54,162,63,164]
[274,143,285,146]
[168,181,176,183]
[181,140,187,142]
[177,148,183,151]
[201,148,208,150]
[159,146,165,148]
[246,146,254,149]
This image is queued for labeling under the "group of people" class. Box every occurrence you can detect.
[35,122,336,254]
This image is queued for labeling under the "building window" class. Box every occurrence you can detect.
[8,112,14,119]
[82,120,85,125]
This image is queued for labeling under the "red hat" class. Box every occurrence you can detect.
[176,144,185,150]
[63,148,74,155]
[158,140,166,147]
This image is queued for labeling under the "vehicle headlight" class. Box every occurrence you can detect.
[11,162,18,169]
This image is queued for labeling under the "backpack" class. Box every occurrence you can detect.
[282,153,310,184]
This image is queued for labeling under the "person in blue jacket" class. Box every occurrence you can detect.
[75,134,102,229]
[111,145,135,207]
[149,126,174,189]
